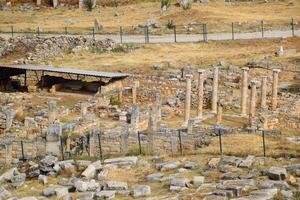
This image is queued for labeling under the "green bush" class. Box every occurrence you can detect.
[87,0,94,11]
[182,2,192,10]
[161,0,171,9]
[110,96,121,106]
[165,20,174,29]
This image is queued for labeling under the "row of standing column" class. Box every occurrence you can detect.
[240,68,280,117]
[183,66,280,126]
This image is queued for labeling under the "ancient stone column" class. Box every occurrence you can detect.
[80,102,88,118]
[197,69,205,119]
[187,119,194,135]
[119,111,127,122]
[260,76,267,111]
[118,89,123,104]
[155,91,162,121]
[5,143,12,166]
[184,74,193,126]
[131,105,139,132]
[211,66,219,114]
[4,110,15,130]
[36,0,41,6]
[46,124,62,157]
[53,0,58,8]
[271,69,280,111]
[249,80,257,126]
[241,67,249,116]
[216,102,223,125]
[147,108,157,154]
[132,81,139,105]
[66,134,71,152]
[48,100,57,124]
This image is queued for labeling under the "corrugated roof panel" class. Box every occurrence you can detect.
[0,65,130,78]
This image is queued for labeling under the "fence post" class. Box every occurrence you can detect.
[92,27,95,39]
[37,26,40,36]
[97,133,103,161]
[203,24,208,41]
[11,26,14,38]
[261,20,264,38]
[65,27,68,35]
[178,129,183,155]
[231,22,234,40]
[144,27,147,44]
[120,26,123,44]
[173,25,177,43]
[146,26,149,43]
[60,136,64,160]
[262,130,266,157]
[20,140,25,161]
[291,18,295,37]
[218,128,222,155]
[137,131,142,155]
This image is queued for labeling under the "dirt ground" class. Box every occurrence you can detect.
[0,0,299,33]
[41,37,300,74]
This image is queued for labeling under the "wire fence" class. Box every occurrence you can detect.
[0,18,299,43]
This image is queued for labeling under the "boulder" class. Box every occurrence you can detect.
[103,156,138,166]
[0,187,12,199]
[95,190,115,199]
[76,160,92,171]
[133,185,151,197]
[170,178,190,187]
[43,186,57,197]
[258,180,290,190]
[38,175,48,185]
[97,170,108,181]
[77,192,95,200]
[156,161,180,171]
[54,187,69,199]
[75,180,89,192]
[208,158,220,168]
[146,173,164,182]
[184,162,198,169]
[193,176,205,187]
[239,156,255,168]
[105,181,128,191]
[82,165,96,179]
[267,167,287,180]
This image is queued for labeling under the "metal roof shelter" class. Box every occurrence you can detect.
[0,65,130,79]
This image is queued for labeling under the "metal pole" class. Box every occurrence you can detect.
[11,26,14,38]
[144,27,147,44]
[202,24,205,41]
[232,22,234,40]
[291,18,295,37]
[37,26,40,36]
[218,128,222,155]
[97,133,103,161]
[24,71,27,86]
[178,129,183,155]
[60,136,64,160]
[261,20,264,38]
[262,130,266,157]
[65,27,68,35]
[205,24,208,41]
[92,27,95,39]
[120,26,123,44]
[138,131,142,155]
[21,140,25,160]
[147,26,149,43]
[174,25,177,43]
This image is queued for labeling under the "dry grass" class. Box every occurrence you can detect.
[0,0,299,33]
[40,37,300,74]
[200,134,300,158]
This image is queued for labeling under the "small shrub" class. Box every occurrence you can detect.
[165,20,174,29]
[110,96,121,106]
[161,0,171,9]
[87,0,94,11]
[182,2,192,10]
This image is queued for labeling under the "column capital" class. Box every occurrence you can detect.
[272,69,281,73]
[186,74,193,79]
[250,80,257,86]
[197,69,205,74]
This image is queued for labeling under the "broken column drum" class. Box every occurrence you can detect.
[241,67,249,116]
[184,74,193,125]
[211,66,219,114]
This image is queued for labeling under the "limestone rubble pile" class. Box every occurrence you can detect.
[0,36,116,64]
